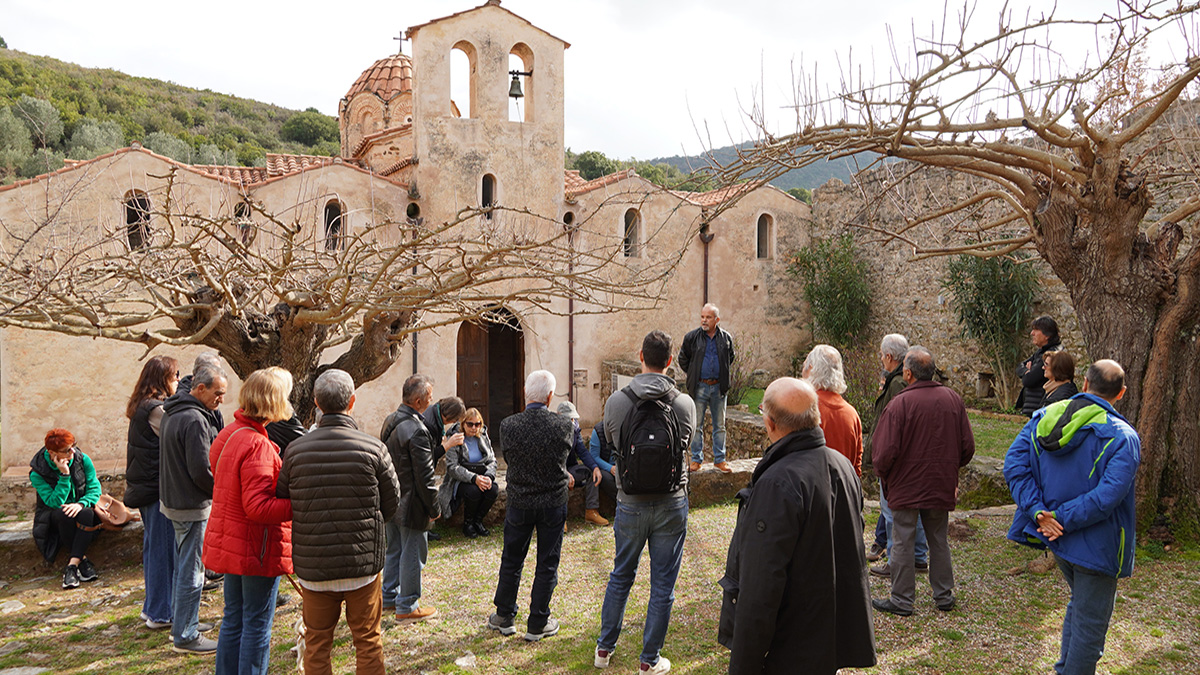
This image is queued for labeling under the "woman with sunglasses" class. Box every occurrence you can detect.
[30,428,103,589]
[436,408,499,538]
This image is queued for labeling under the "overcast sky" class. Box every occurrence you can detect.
[3,0,1195,159]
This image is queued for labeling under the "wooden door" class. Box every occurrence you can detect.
[456,322,489,425]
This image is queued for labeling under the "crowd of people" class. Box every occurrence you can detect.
[27,308,1141,675]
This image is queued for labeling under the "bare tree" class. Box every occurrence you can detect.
[0,166,690,422]
[719,0,1200,534]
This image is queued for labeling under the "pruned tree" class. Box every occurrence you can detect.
[0,166,689,422]
[717,0,1200,535]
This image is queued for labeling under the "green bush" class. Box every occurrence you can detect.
[280,110,338,145]
[143,131,190,162]
[67,118,123,159]
[18,147,64,178]
[788,233,873,349]
[0,106,32,176]
[941,254,1039,407]
[13,95,62,148]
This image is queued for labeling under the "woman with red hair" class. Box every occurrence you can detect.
[30,428,103,589]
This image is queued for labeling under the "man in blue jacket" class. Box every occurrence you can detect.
[1004,359,1140,675]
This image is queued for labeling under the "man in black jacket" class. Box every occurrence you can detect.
[719,377,876,675]
[488,370,574,642]
[379,374,441,624]
[676,303,736,473]
[279,369,400,675]
[159,365,227,654]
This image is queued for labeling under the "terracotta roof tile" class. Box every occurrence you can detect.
[0,145,244,193]
[351,126,413,158]
[563,170,587,190]
[192,164,270,184]
[379,156,417,176]
[566,168,638,197]
[344,54,413,102]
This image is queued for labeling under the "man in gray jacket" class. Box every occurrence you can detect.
[595,330,695,675]
[159,365,227,654]
[278,369,400,675]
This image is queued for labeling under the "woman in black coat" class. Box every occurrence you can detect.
[1016,316,1062,416]
[1041,350,1079,407]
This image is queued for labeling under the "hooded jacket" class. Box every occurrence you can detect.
[1004,392,1140,578]
[602,372,695,504]
[159,393,220,521]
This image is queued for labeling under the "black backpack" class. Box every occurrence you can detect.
[615,386,685,495]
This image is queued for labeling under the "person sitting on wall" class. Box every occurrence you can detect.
[586,425,618,512]
[557,401,607,527]
[436,407,500,538]
[1041,350,1079,408]
[30,428,103,590]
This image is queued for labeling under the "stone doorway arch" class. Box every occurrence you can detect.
[456,308,525,434]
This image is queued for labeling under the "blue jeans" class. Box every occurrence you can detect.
[493,503,567,632]
[139,502,175,623]
[880,489,927,564]
[217,574,280,675]
[382,522,428,614]
[690,382,726,464]
[1056,558,1119,675]
[170,518,207,645]
[598,494,688,666]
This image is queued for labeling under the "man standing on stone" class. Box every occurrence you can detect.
[595,330,695,674]
[871,347,974,616]
[1004,360,1140,674]
[160,365,227,654]
[719,377,875,674]
[379,374,440,623]
[677,303,735,473]
[279,369,400,675]
[488,370,573,642]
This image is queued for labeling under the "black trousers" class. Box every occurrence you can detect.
[460,480,499,523]
[49,507,98,560]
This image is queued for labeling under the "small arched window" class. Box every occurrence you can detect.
[623,208,641,258]
[756,213,774,259]
[508,43,534,123]
[450,42,477,118]
[324,200,345,251]
[124,191,151,250]
[482,174,496,220]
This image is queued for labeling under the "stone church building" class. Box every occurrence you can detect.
[0,0,810,473]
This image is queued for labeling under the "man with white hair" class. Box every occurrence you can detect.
[802,345,863,475]
[488,370,575,642]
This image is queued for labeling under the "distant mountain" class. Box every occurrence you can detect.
[648,143,870,191]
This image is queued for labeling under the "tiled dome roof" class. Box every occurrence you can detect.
[345,54,413,102]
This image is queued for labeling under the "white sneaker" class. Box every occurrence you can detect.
[639,656,670,674]
[594,646,614,668]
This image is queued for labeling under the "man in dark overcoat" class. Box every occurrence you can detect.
[718,377,876,674]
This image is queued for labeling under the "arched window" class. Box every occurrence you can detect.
[124,191,151,250]
[482,174,496,220]
[623,208,641,258]
[324,200,345,250]
[756,213,774,259]
[450,42,477,118]
[508,43,534,123]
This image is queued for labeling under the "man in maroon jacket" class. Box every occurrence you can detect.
[871,346,974,616]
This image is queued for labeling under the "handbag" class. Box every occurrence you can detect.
[79,494,140,532]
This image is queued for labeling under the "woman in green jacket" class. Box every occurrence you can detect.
[30,428,102,589]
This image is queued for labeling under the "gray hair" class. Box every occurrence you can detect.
[880,334,909,362]
[192,365,226,388]
[314,369,355,414]
[524,370,556,403]
[402,374,434,405]
[904,346,936,381]
[193,352,222,374]
[702,303,720,317]
[803,344,847,394]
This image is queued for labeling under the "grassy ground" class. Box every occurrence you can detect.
[1,503,1196,674]
[967,411,1027,461]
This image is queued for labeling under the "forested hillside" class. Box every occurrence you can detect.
[0,48,339,183]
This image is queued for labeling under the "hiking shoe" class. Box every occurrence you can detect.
[640,656,671,673]
[594,646,614,668]
[585,509,610,526]
[276,592,292,608]
[714,461,732,474]
[145,618,172,630]
[396,606,438,624]
[487,612,516,635]
[871,598,913,617]
[869,563,891,577]
[524,616,559,641]
[202,573,223,592]
[77,559,98,583]
[866,542,886,562]
[688,461,701,472]
[937,598,957,612]
[172,635,218,654]
[62,564,81,590]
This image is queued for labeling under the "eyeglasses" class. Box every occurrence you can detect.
[463,421,482,428]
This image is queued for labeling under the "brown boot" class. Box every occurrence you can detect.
[584,509,609,526]
[714,461,733,474]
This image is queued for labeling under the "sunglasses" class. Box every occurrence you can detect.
[463,421,482,428]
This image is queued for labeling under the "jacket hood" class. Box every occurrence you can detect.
[1035,393,1123,454]
[163,392,212,416]
[628,372,678,399]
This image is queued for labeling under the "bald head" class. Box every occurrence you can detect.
[1084,359,1126,402]
[903,346,936,382]
[762,377,821,442]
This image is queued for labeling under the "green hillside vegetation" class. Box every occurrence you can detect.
[0,48,340,183]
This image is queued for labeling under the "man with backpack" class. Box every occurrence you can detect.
[595,330,696,674]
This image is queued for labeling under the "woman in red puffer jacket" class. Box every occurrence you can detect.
[203,367,294,675]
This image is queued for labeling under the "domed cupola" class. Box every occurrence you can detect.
[339,53,416,158]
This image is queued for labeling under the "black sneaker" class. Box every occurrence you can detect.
[62,564,81,590]
[463,522,480,538]
[427,530,442,541]
[524,616,560,641]
[203,573,223,592]
[77,559,98,583]
[487,612,516,635]
[476,521,490,537]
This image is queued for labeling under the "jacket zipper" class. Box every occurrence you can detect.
[258,527,268,564]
